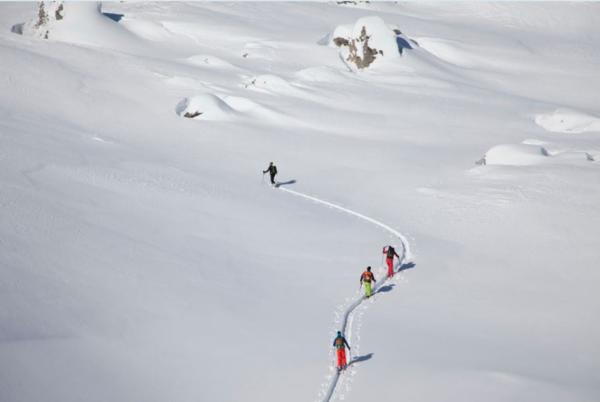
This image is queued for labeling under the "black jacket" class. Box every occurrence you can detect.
[263,164,277,175]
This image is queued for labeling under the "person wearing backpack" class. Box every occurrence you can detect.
[360,266,376,298]
[333,330,351,371]
[382,245,400,278]
[262,161,278,185]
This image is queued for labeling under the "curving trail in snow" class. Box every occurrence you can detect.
[277,186,412,402]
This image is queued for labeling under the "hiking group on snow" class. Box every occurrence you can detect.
[340,245,399,370]
[262,162,402,371]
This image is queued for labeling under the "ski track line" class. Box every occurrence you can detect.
[277,186,412,402]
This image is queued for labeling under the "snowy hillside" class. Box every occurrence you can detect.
[1,2,599,402]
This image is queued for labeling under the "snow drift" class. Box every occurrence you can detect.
[482,144,549,166]
[2,2,600,402]
[480,143,594,166]
[13,1,143,51]
[535,108,600,134]
[175,94,235,121]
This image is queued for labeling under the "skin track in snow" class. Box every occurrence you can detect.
[276,186,411,402]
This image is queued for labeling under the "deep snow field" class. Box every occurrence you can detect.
[1,2,600,402]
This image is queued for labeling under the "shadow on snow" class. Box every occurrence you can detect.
[348,352,373,367]
[103,12,124,22]
[399,261,416,272]
[275,179,297,188]
[375,261,416,295]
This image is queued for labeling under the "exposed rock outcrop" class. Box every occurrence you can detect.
[328,16,416,69]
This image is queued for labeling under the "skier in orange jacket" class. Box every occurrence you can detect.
[360,266,376,298]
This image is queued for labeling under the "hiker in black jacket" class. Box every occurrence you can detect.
[263,162,278,185]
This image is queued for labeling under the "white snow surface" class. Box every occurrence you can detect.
[535,108,600,134]
[1,2,600,402]
[484,144,549,166]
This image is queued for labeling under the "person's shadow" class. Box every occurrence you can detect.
[376,261,416,295]
[275,179,297,188]
[377,284,395,294]
[398,261,416,272]
[348,353,374,367]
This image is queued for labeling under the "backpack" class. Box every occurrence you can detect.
[335,337,345,348]
[362,271,373,282]
[272,165,277,175]
[386,246,395,258]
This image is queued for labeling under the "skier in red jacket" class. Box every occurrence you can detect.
[383,245,400,278]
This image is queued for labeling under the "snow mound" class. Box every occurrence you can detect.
[175,94,298,125]
[480,143,595,166]
[175,94,235,121]
[416,38,484,68]
[483,144,549,166]
[119,19,171,41]
[14,2,142,50]
[535,108,600,134]
[327,16,413,69]
[223,96,290,123]
[241,41,277,60]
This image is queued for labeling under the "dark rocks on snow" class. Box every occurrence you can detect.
[332,37,349,47]
[335,26,380,69]
[184,111,203,118]
[35,2,48,28]
[55,3,64,20]
[336,1,370,5]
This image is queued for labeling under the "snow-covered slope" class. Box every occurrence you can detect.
[1,2,599,402]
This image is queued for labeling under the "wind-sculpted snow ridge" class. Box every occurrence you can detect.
[277,187,412,402]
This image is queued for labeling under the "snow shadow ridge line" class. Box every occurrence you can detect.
[277,186,413,402]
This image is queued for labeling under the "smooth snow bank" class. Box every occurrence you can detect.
[417,37,510,70]
[175,94,235,121]
[484,144,549,166]
[176,93,298,125]
[535,108,600,134]
[296,66,348,83]
[482,143,594,166]
[17,2,142,51]
[118,18,171,41]
[223,96,284,121]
